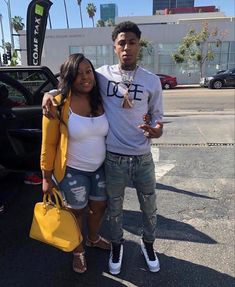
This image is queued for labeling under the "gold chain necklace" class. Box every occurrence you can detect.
[118,65,138,108]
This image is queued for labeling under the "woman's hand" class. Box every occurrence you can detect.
[42,177,56,195]
[42,170,55,195]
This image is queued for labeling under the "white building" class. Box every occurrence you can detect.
[19,12,235,84]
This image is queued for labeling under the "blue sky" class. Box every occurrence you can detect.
[0,0,234,46]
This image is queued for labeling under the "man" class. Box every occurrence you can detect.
[42,21,163,275]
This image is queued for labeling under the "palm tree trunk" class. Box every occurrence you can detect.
[79,5,83,28]
[48,13,52,29]
[63,0,69,29]
[92,17,94,27]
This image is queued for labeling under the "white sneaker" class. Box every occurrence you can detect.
[109,243,123,275]
[141,239,160,272]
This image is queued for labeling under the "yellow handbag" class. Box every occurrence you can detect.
[29,188,82,252]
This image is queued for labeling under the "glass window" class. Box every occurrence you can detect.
[0,83,27,107]
[209,41,229,53]
[69,45,111,69]
[2,70,48,95]
[228,41,235,68]
[159,55,173,65]
[158,43,178,53]
[229,41,235,52]
[158,43,179,75]
[229,53,235,65]
[138,45,155,72]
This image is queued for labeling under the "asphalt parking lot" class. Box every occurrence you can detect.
[0,87,234,287]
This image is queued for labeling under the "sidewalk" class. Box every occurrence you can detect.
[175,84,201,89]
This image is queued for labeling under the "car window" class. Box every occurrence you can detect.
[222,69,233,74]
[3,70,48,95]
[0,82,27,108]
[1,68,59,106]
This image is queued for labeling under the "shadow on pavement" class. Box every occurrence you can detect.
[122,210,217,244]
[156,182,215,200]
[1,180,233,287]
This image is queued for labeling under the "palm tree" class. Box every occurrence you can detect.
[63,0,69,28]
[86,3,96,27]
[11,16,24,33]
[96,19,105,27]
[3,41,11,51]
[106,18,115,27]
[11,16,24,64]
[77,0,83,28]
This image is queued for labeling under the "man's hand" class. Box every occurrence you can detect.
[42,92,58,119]
[138,121,163,138]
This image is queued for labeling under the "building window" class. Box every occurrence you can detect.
[228,42,235,69]
[158,43,179,75]
[69,45,111,68]
[140,47,155,72]
[205,41,231,74]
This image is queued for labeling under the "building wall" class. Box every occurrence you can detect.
[164,6,218,14]
[153,0,194,14]
[19,16,235,84]
[116,12,226,25]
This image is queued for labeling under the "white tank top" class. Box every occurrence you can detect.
[66,109,109,172]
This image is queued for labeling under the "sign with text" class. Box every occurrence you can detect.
[26,0,52,65]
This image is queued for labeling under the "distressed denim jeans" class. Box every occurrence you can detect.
[105,151,157,243]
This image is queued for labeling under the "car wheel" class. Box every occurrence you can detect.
[163,83,171,89]
[212,80,223,89]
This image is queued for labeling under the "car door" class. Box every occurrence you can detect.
[0,75,42,171]
[0,67,58,173]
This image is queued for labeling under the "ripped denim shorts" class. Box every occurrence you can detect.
[57,165,107,210]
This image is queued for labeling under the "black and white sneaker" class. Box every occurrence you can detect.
[141,239,160,272]
[109,242,123,275]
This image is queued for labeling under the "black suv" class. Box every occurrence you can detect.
[200,68,235,89]
[0,66,58,178]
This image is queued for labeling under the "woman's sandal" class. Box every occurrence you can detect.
[73,251,87,273]
[86,235,111,250]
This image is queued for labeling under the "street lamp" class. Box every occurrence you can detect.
[2,0,15,50]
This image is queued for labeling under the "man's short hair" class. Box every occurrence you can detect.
[112,21,141,41]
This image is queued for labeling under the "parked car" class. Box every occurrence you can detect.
[200,68,235,89]
[0,66,58,178]
[156,73,177,89]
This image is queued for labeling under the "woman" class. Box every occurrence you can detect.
[41,53,110,273]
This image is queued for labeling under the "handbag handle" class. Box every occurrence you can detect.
[43,188,65,209]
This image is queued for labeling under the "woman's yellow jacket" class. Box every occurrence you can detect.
[40,94,70,183]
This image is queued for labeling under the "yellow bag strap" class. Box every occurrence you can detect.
[53,188,65,206]
[43,188,65,209]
